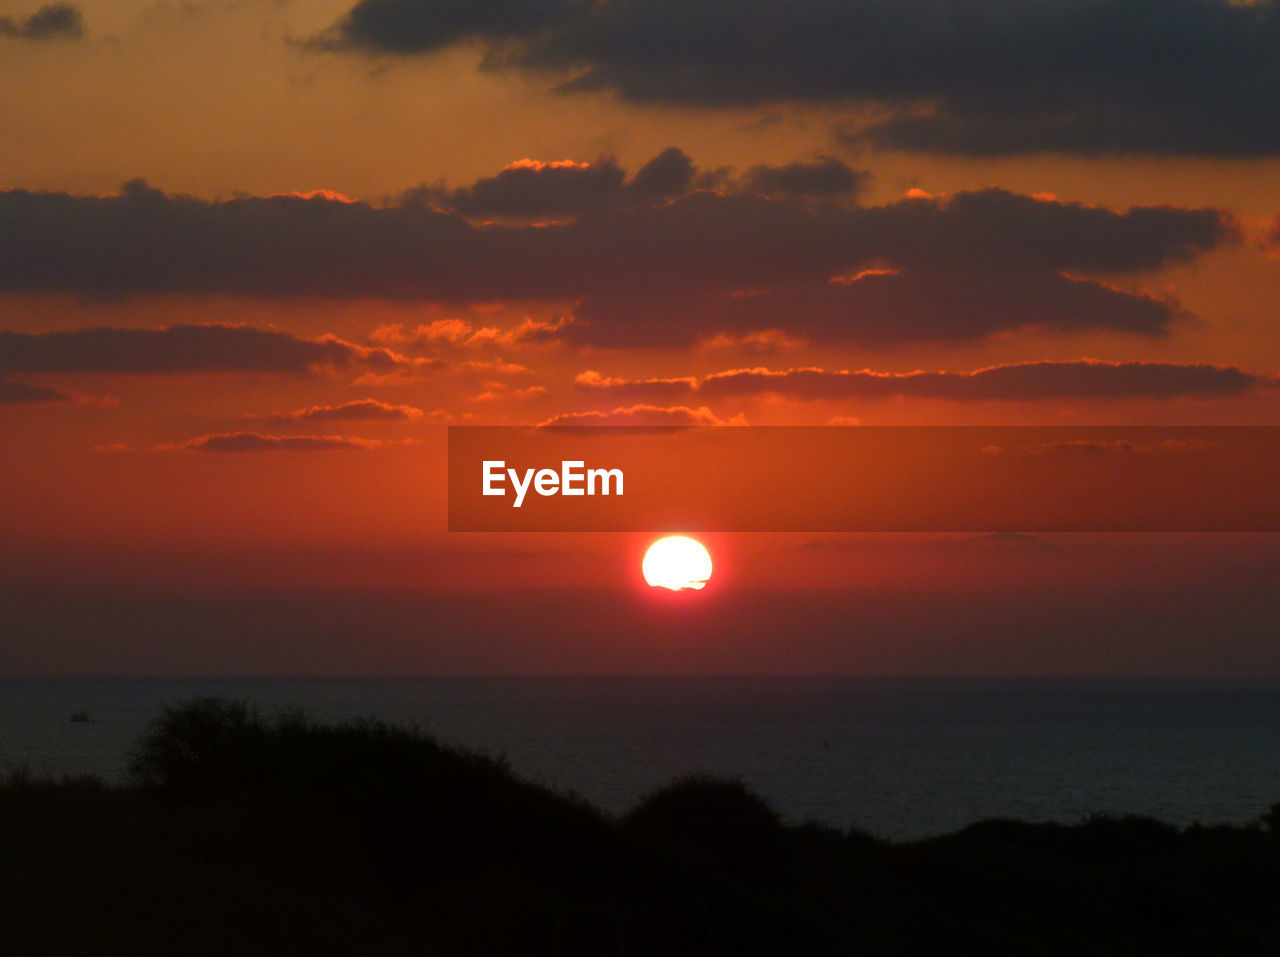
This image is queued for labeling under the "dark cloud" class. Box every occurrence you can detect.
[569,188,1226,345]
[865,190,1229,275]
[0,324,407,374]
[166,432,376,452]
[415,148,701,217]
[0,179,470,298]
[319,0,1280,156]
[316,0,586,53]
[563,188,1227,346]
[577,360,1268,402]
[258,399,424,424]
[419,158,628,218]
[628,147,697,199]
[0,180,1228,346]
[741,157,868,198]
[0,379,66,403]
[572,270,1183,347]
[0,3,82,40]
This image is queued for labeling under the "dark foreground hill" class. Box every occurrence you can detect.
[4,698,1280,956]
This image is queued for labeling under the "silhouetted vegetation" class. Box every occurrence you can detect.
[5,697,1280,955]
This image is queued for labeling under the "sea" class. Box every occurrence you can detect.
[3,676,1279,841]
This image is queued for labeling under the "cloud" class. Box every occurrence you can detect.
[371,319,478,347]
[555,188,1229,346]
[574,370,697,403]
[741,157,869,198]
[1264,210,1280,253]
[537,404,741,427]
[576,360,1269,402]
[371,316,570,350]
[161,432,382,452]
[0,378,67,403]
[471,383,548,402]
[418,158,627,218]
[698,329,807,353]
[1022,438,1212,455]
[0,180,1229,347]
[863,189,1229,275]
[415,149,862,216]
[256,399,424,424]
[412,148,704,217]
[573,271,1184,347]
[0,179,469,299]
[0,3,82,40]
[315,0,586,54]
[317,0,1280,156]
[628,147,697,199]
[0,324,409,374]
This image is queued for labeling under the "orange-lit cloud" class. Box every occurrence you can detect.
[473,382,548,402]
[698,329,807,353]
[158,432,389,452]
[371,316,570,352]
[254,399,425,424]
[538,404,746,427]
[575,360,1272,402]
[574,370,697,402]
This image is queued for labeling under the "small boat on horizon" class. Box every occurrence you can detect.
[69,710,91,723]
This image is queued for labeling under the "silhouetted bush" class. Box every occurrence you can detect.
[624,774,783,876]
[1262,802,1280,833]
[129,697,274,798]
[129,698,615,888]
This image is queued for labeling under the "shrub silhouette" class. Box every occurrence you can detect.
[128,697,615,892]
[624,774,783,876]
[129,697,273,798]
[1262,802,1280,833]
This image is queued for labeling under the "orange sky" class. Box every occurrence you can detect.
[2,0,1278,674]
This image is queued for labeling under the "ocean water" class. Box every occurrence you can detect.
[2,676,1279,840]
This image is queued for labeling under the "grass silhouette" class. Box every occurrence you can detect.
[3,697,1280,955]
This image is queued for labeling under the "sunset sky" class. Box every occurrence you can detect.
[3,0,1279,675]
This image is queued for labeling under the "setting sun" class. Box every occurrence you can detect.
[642,536,713,591]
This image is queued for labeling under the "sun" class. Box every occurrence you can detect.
[642,536,713,591]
